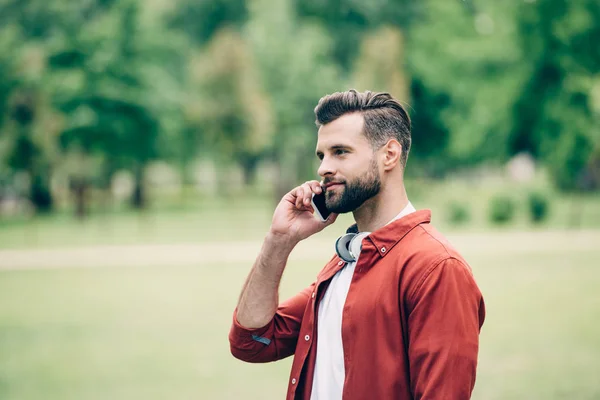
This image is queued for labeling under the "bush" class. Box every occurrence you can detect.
[447,201,470,225]
[489,195,516,224]
[527,191,550,223]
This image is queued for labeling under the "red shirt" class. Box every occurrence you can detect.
[229,210,485,399]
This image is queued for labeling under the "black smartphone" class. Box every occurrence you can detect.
[311,191,331,221]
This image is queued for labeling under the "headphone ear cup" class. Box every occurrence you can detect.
[349,232,370,261]
[335,233,356,262]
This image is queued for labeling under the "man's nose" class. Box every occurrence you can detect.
[317,157,336,178]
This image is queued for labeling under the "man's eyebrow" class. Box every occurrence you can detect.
[318,145,351,152]
[330,145,351,150]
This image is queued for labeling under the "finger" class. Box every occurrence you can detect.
[298,183,308,205]
[308,180,323,194]
[295,187,304,209]
[299,204,314,213]
[302,183,313,206]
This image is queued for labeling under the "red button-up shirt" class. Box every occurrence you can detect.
[229,210,485,399]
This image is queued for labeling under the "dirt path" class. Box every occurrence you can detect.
[0,229,598,270]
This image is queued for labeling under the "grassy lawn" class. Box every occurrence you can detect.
[1,231,600,399]
[0,196,276,249]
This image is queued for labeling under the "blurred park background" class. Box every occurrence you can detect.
[0,0,599,399]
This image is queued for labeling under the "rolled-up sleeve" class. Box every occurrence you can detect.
[407,258,486,399]
[229,283,315,363]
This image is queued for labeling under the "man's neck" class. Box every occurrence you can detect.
[353,184,409,232]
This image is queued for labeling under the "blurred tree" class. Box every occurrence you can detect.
[246,0,342,199]
[6,88,54,212]
[166,0,252,188]
[407,0,526,171]
[168,0,248,46]
[0,24,60,213]
[0,26,20,131]
[296,0,420,71]
[351,26,410,102]
[46,0,185,212]
[510,0,600,191]
[0,0,115,51]
[186,28,272,189]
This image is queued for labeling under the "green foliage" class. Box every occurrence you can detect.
[489,194,516,225]
[0,26,20,130]
[407,1,526,167]
[186,28,272,185]
[51,0,182,166]
[246,0,342,194]
[510,0,600,191]
[447,201,471,226]
[296,0,420,69]
[527,191,550,224]
[168,0,247,45]
[1,0,599,217]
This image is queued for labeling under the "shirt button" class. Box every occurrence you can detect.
[338,261,344,266]
[381,247,387,253]
[305,335,310,341]
[291,378,297,385]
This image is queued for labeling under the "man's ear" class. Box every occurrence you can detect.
[381,139,402,171]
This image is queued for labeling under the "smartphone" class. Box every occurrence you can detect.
[311,190,331,222]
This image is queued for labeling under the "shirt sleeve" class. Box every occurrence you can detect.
[229,282,315,363]
[407,257,486,399]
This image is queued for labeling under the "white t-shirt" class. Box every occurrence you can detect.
[310,202,416,400]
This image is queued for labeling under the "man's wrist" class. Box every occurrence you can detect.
[265,230,298,253]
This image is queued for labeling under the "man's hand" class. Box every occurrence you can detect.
[270,180,338,244]
[235,181,338,329]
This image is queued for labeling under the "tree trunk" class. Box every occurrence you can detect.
[30,173,53,213]
[273,155,297,206]
[131,166,146,209]
[70,177,88,219]
[240,155,259,187]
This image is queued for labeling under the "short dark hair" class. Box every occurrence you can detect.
[314,90,411,166]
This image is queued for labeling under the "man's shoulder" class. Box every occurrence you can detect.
[398,224,477,304]
[407,223,464,260]
[396,223,472,281]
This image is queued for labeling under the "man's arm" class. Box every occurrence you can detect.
[229,279,315,363]
[407,257,486,399]
[236,232,297,329]
[229,180,337,363]
[229,232,309,363]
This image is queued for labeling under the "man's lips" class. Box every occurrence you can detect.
[324,182,344,190]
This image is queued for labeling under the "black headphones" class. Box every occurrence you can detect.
[335,224,372,262]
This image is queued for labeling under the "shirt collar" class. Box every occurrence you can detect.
[369,209,431,258]
[344,205,431,257]
[386,201,416,226]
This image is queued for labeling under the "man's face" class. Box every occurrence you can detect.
[315,113,381,214]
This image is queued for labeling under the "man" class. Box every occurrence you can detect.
[229,90,485,400]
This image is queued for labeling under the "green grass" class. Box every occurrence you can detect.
[0,196,275,249]
[1,179,599,398]
[1,233,600,399]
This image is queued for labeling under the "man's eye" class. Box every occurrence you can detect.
[335,149,347,155]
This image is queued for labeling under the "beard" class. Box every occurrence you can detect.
[325,157,381,214]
